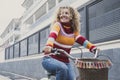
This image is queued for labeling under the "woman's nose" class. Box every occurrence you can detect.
[61,12,66,16]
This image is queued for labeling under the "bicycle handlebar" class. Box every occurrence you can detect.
[43,48,100,60]
[51,48,76,60]
[94,49,99,58]
[51,48,100,59]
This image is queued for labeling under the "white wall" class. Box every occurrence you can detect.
[0,48,5,62]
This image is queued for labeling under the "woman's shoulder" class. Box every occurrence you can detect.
[53,21,61,26]
[50,22,61,31]
[74,30,80,36]
[52,21,62,28]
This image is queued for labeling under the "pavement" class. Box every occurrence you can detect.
[0,71,35,80]
[0,75,11,80]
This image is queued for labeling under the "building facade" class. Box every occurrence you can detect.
[0,0,120,79]
[0,18,21,62]
[2,0,120,60]
[1,0,90,60]
[1,0,120,59]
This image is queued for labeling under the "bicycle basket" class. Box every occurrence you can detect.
[75,58,112,80]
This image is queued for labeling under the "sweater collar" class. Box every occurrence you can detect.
[60,22,71,27]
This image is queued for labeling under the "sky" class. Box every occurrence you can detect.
[0,0,25,36]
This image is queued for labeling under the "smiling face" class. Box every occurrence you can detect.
[54,6,80,32]
[59,8,72,23]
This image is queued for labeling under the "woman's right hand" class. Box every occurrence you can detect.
[43,46,52,54]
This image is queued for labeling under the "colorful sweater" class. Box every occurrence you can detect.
[46,22,96,63]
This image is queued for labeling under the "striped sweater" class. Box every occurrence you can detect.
[46,22,96,63]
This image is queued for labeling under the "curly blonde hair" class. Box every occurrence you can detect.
[52,6,80,32]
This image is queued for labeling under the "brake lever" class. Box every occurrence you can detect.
[94,49,99,58]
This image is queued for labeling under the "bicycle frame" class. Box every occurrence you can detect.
[42,48,111,80]
[43,48,98,80]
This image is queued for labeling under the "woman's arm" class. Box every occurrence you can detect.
[74,31,96,52]
[43,22,60,54]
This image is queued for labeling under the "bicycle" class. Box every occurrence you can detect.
[42,48,112,80]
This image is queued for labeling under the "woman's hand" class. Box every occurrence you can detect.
[43,46,52,54]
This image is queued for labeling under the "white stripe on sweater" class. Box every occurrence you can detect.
[56,22,74,37]
[54,41,72,48]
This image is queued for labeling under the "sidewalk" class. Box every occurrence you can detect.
[0,71,35,80]
[0,75,11,80]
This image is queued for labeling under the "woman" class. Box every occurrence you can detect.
[42,6,99,80]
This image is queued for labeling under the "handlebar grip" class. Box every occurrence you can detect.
[51,48,57,53]
[42,48,57,53]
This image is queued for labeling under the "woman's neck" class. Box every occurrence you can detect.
[60,22,71,27]
[60,21,73,33]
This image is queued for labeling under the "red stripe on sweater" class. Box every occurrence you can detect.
[76,36,86,45]
[49,32,57,39]
[50,44,71,63]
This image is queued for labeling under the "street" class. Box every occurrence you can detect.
[0,71,36,80]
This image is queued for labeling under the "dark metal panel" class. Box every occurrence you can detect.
[87,0,120,43]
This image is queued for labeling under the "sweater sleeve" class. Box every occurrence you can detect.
[74,31,96,52]
[46,22,60,47]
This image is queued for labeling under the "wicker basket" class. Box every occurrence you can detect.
[75,58,111,80]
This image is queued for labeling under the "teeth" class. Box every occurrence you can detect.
[61,17,67,19]
[61,16,67,19]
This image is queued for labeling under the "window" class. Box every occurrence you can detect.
[28,33,39,55]
[88,0,120,43]
[104,0,120,13]
[25,0,33,10]
[35,4,46,21]
[78,8,86,37]
[5,48,9,59]
[9,46,14,59]
[25,16,33,25]
[88,0,120,19]
[20,39,27,56]
[48,0,56,10]
[14,43,20,58]
[40,27,50,52]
